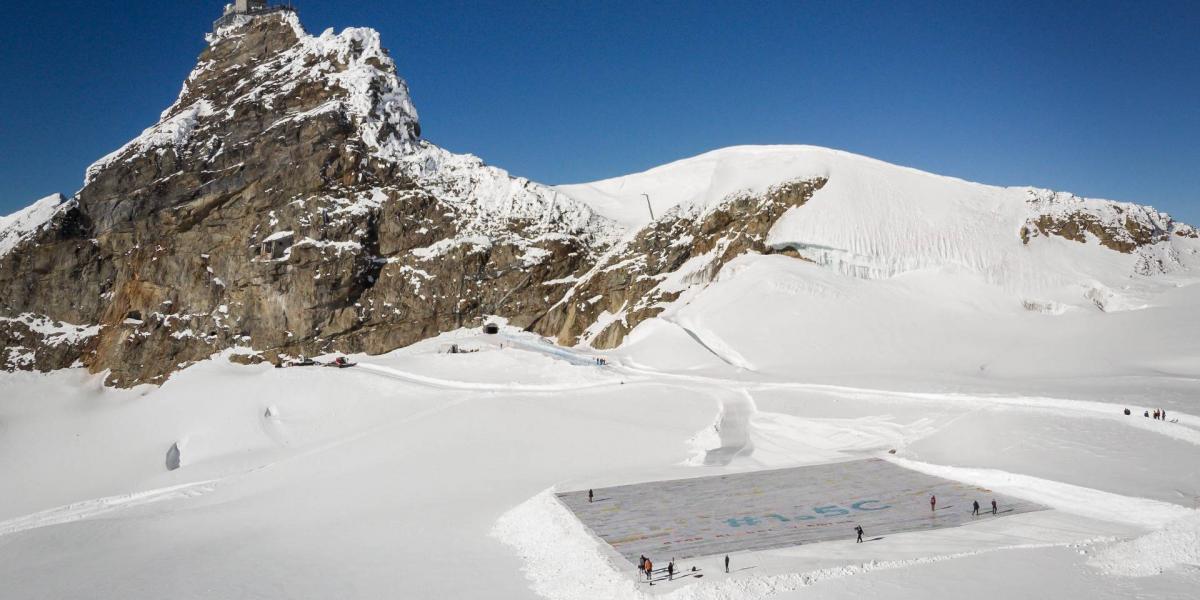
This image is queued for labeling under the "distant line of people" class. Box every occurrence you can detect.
[1125,407,1176,422]
[932,495,998,516]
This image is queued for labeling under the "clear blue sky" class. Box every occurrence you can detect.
[2,1,1197,223]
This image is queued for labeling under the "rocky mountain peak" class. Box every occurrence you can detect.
[0,7,622,385]
[81,10,422,233]
[2,10,1197,386]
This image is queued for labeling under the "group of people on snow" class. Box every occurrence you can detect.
[930,494,998,515]
[637,556,680,583]
[1127,407,1174,421]
[628,492,1017,584]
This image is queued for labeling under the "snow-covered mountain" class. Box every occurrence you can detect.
[543,145,1199,349]
[1,8,1197,386]
[0,10,618,385]
[4,7,1200,600]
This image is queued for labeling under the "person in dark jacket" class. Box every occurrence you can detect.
[855,525,864,543]
[930,495,937,512]
[588,489,593,503]
[972,500,980,516]
[991,499,998,515]
[668,560,674,581]
[725,555,730,573]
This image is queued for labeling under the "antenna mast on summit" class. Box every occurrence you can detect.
[642,194,655,221]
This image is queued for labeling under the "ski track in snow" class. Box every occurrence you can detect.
[355,336,1200,450]
[0,480,218,538]
[0,392,472,540]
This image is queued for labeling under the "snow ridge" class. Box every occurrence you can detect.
[559,145,1200,312]
[0,194,68,258]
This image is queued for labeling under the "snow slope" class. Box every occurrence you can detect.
[558,145,1200,312]
[0,194,66,258]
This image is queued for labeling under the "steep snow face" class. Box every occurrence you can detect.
[559,145,1200,311]
[0,194,67,259]
[400,143,620,245]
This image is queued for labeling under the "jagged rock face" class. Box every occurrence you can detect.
[0,313,98,373]
[0,13,606,386]
[533,178,827,348]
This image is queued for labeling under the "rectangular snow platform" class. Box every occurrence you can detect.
[557,458,1046,564]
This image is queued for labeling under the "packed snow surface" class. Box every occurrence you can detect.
[2,312,1199,599]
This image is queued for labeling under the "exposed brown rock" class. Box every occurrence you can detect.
[0,14,600,386]
[532,178,827,348]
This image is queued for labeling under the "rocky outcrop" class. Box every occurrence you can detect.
[1020,189,1195,253]
[0,11,611,385]
[531,178,826,348]
[0,313,98,372]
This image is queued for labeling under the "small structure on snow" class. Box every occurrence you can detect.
[214,1,296,32]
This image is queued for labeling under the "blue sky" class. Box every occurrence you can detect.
[2,1,1197,223]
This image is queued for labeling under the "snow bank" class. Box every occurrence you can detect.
[1090,513,1200,576]
[492,489,643,600]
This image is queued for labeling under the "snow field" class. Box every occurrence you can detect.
[2,293,1199,599]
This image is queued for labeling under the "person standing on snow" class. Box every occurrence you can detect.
[668,560,674,581]
[855,525,864,543]
[930,495,937,512]
[972,500,980,516]
[991,499,998,515]
[638,555,646,577]
[725,555,730,573]
[645,558,653,581]
[588,489,594,503]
